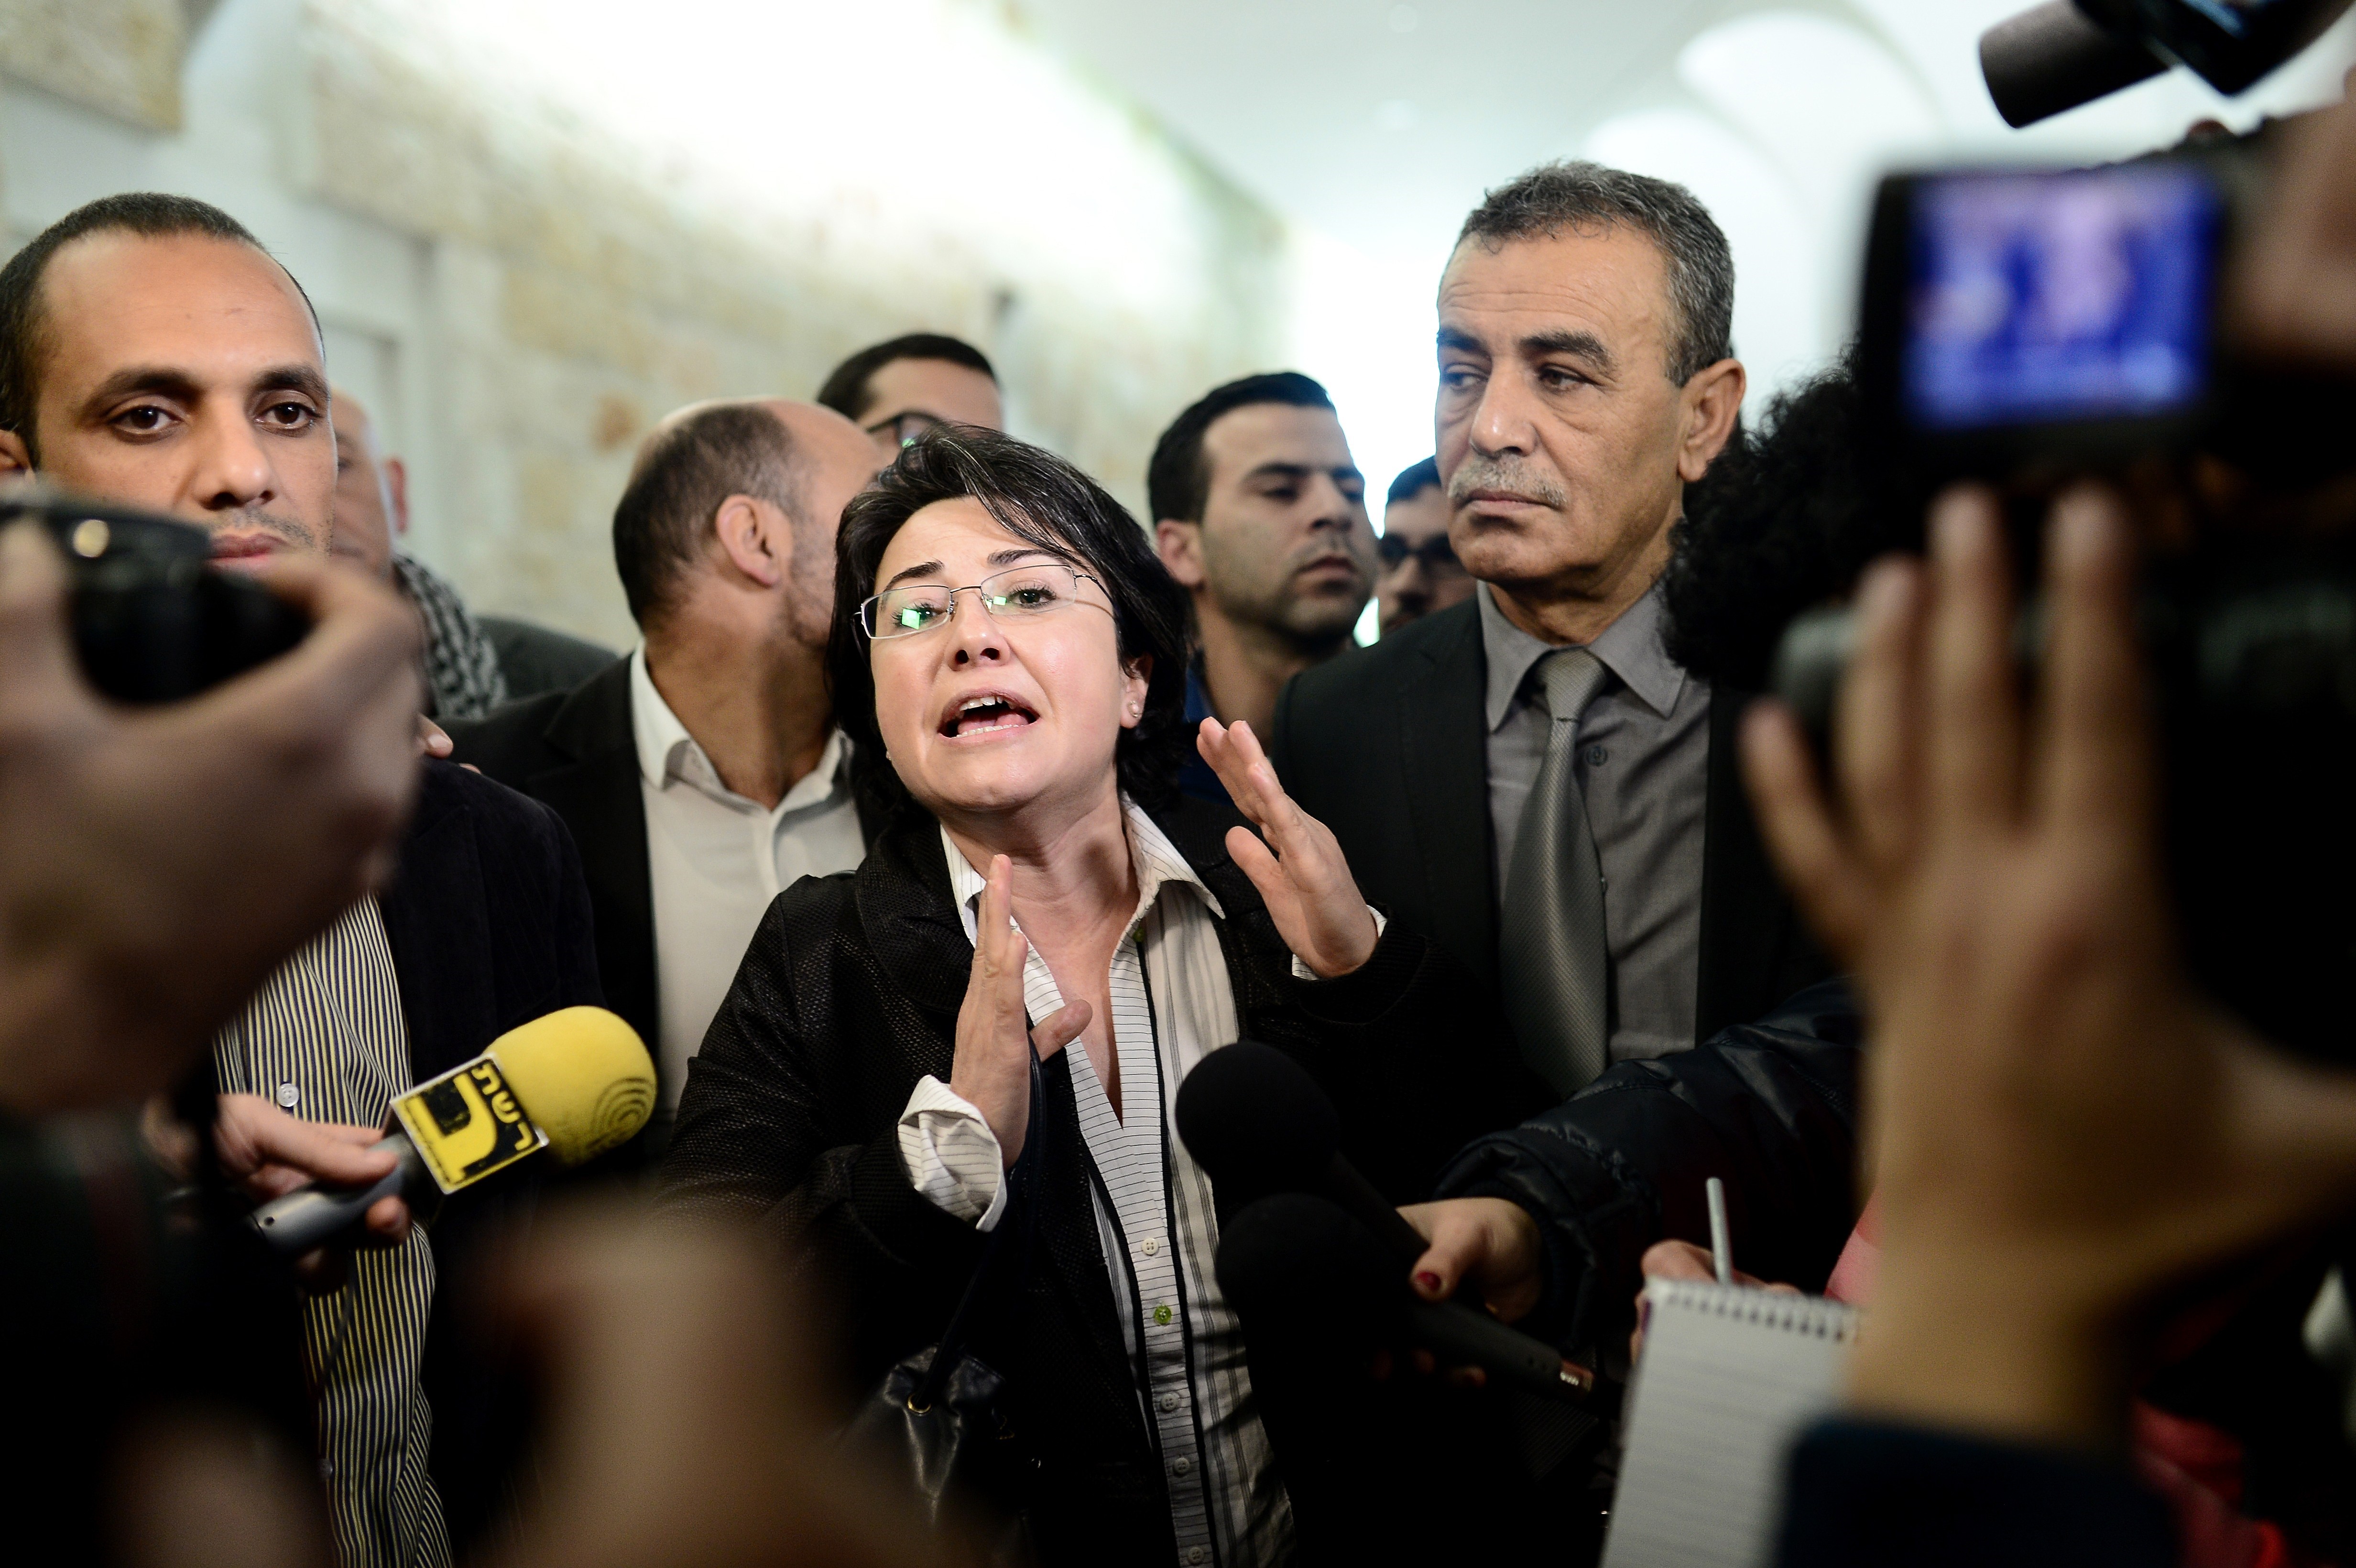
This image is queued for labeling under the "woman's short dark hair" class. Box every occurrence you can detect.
[829,425,1194,824]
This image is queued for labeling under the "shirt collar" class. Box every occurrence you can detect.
[1477,578,1690,732]
[942,795,1224,946]
[629,645,851,813]
[629,646,699,789]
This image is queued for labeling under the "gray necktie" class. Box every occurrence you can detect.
[1500,647,1611,1096]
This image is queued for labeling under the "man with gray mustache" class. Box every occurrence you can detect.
[1270,162,1828,1088]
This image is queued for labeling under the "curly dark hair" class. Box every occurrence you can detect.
[828,425,1194,826]
[1662,349,1915,691]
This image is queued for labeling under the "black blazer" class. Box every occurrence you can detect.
[378,759,606,1553]
[657,795,1551,1567]
[1267,596,1827,1048]
[445,658,659,1056]
[447,656,882,1093]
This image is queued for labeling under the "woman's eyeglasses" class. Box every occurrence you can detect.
[859,562,1111,641]
[1376,534,1462,570]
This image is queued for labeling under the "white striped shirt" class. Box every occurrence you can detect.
[897,802,1294,1568]
[214,899,451,1568]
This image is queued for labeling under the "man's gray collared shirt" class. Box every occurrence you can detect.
[1480,581,1711,1063]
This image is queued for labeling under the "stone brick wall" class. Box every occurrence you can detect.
[0,0,1298,645]
[291,0,1295,643]
[0,0,185,132]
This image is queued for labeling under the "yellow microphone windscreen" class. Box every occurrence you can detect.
[487,1006,656,1165]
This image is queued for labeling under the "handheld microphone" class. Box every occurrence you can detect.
[247,1005,655,1257]
[1175,1042,1592,1402]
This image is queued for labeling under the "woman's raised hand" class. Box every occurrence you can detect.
[1198,718,1378,978]
[949,854,1090,1168]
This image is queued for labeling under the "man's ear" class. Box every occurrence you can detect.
[1155,519,1207,589]
[0,428,32,480]
[1677,358,1747,483]
[384,456,410,538]
[713,494,788,590]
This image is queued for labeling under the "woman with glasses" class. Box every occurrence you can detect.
[659,428,1543,1568]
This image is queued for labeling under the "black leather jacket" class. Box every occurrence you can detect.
[1433,978,1863,1358]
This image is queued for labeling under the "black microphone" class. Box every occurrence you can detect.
[1176,1042,1592,1402]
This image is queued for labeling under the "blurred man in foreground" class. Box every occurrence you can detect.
[0,190,603,1564]
[1374,456,1474,636]
[0,521,956,1568]
[1149,371,1376,801]
[331,390,612,711]
[0,513,425,1566]
[816,333,1002,463]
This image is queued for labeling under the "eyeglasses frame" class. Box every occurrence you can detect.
[857,561,1114,642]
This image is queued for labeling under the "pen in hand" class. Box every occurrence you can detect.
[1706,1176,1734,1287]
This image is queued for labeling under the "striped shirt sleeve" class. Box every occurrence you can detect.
[896,1074,1010,1231]
[1288,906,1388,981]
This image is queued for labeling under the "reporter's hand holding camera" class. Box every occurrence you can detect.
[1745,486,2356,1453]
[0,518,422,1115]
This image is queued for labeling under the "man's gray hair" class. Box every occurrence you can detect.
[1456,161,1736,385]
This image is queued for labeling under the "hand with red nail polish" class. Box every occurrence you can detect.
[1397,1196,1543,1324]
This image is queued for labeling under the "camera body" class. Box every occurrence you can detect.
[1776,152,2356,1062]
[1,490,311,704]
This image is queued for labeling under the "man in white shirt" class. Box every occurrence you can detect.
[451,398,881,1132]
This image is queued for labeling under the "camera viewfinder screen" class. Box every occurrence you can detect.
[1905,167,2222,433]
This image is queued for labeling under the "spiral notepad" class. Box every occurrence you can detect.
[1600,1279,1861,1568]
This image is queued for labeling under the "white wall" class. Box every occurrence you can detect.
[0,0,1298,643]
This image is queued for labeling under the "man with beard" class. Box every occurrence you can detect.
[449,399,882,1134]
[1149,371,1376,805]
[1270,163,1827,1090]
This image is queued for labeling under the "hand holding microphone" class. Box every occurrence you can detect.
[245,1005,656,1259]
[1175,1041,1591,1402]
[217,1094,417,1248]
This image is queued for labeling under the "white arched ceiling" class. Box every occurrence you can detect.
[1665,11,1942,378]
[1582,108,1821,393]
[1012,0,2356,493]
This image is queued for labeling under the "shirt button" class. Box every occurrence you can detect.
[1141,1237,1161,1257]
[275,1082,301,1110]
[1172,1457,1191,1476]
[1584,744,1609,766]
[1160,1392,1180,1412]
[1152,1302,1173,1327]
[1187,1547,1206,1564]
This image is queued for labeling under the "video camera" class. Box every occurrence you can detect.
[1982,0,2353,128]
[0,488,310,703]
[1773,137,2356,1065]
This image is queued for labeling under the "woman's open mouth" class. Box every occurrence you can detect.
[940,693,1039,738]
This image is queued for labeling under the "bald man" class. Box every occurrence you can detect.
[333,389,611,710]
[448,399,882,1129]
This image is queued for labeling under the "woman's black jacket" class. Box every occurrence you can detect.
[657,794,1551,1566]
